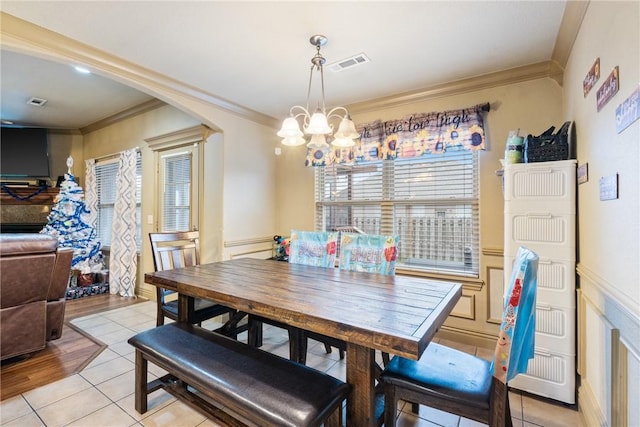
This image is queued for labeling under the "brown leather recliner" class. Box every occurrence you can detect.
[1,233,73,360]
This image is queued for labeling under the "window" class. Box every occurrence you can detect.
[95,155,142,250]
[157,145,199,232]
[145,125,207,234]
[315,148,479,276]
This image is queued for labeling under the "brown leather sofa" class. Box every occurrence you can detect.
[1,233,73,360]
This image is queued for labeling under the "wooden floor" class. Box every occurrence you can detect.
[1,294,143,401]
[65,293,143,321]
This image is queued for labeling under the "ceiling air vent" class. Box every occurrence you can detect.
[27,97,48,107]
[327,53,370,72]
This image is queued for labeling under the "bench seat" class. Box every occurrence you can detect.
[128,322,350,427]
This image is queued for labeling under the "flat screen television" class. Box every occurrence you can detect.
[0,127,51,179]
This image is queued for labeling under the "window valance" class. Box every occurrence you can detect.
[306,102,490,167]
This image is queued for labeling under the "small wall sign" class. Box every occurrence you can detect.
[599,174,618,201]
[583,57,600,97]
[615,84,640,133]
[577,163,588,184]
[596,66,620,112]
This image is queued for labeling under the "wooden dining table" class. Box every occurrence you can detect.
[144,257,461,426]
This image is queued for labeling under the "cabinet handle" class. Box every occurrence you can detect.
[537,303,553,311]
[534,348,552,357]
[529,168,553,174]
[526,212,553,218]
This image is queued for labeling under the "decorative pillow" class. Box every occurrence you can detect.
[339,233,399,276]
[288,230,337,268]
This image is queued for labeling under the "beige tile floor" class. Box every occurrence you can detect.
[1,301,583,427]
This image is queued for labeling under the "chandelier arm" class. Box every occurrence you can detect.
[288,105,312,128]
[289,105,312,117]
[326,106,350,120]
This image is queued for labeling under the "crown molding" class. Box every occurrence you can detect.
[80,99,167,135]
[0,12,278,129]
[552,1,590,68]
[347,60,565,115]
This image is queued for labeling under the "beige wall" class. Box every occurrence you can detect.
[562,2,639,426]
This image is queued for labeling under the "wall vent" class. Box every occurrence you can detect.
[27,97,48,107]
[327,53,370,72]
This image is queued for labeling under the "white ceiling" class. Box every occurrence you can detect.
[1,1,570,130]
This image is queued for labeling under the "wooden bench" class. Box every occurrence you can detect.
[128,323,350,427]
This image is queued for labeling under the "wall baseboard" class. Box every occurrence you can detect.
[579,382,607,427]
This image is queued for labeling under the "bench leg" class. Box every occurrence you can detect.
[134,350,148,414]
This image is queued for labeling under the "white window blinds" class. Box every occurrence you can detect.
[160,151,191,232]
[315,149,479,276]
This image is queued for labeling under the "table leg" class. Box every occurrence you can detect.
[177,294,189,322]
[346,342,376,426]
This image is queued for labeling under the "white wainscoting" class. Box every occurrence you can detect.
[577,264,640,427]
[223,235,273,260]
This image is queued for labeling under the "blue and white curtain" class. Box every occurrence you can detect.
[84,159,98,229]
[109,149,138,297]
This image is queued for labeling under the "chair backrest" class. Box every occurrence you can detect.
[149,231,201,272]
[288,230,338,268]
[492,246,539,383]
[338,233,399,276]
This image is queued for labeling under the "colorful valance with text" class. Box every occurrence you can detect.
[306,102,489,167]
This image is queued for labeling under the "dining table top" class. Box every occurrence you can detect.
[144,257,462,361]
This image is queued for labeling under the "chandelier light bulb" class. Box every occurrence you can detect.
[334,116,360,140]
[277,117,304,138]
[304,111,332,135]
[281,136,307,146]
[307,133,330,149]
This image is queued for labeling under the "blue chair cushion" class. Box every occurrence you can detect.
[383,342,492,409]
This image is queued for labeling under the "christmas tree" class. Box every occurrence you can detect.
[41,157,104,275]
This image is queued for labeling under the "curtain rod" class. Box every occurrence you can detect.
[92,147,140,163]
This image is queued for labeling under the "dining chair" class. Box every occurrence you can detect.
[300,233,400,365]
[149,231,241,337]
[380,246,539,427]
[247,230,339,363]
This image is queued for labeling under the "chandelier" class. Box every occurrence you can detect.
[277,35,360,149]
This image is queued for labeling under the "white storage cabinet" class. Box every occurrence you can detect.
[503,159,576,404]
